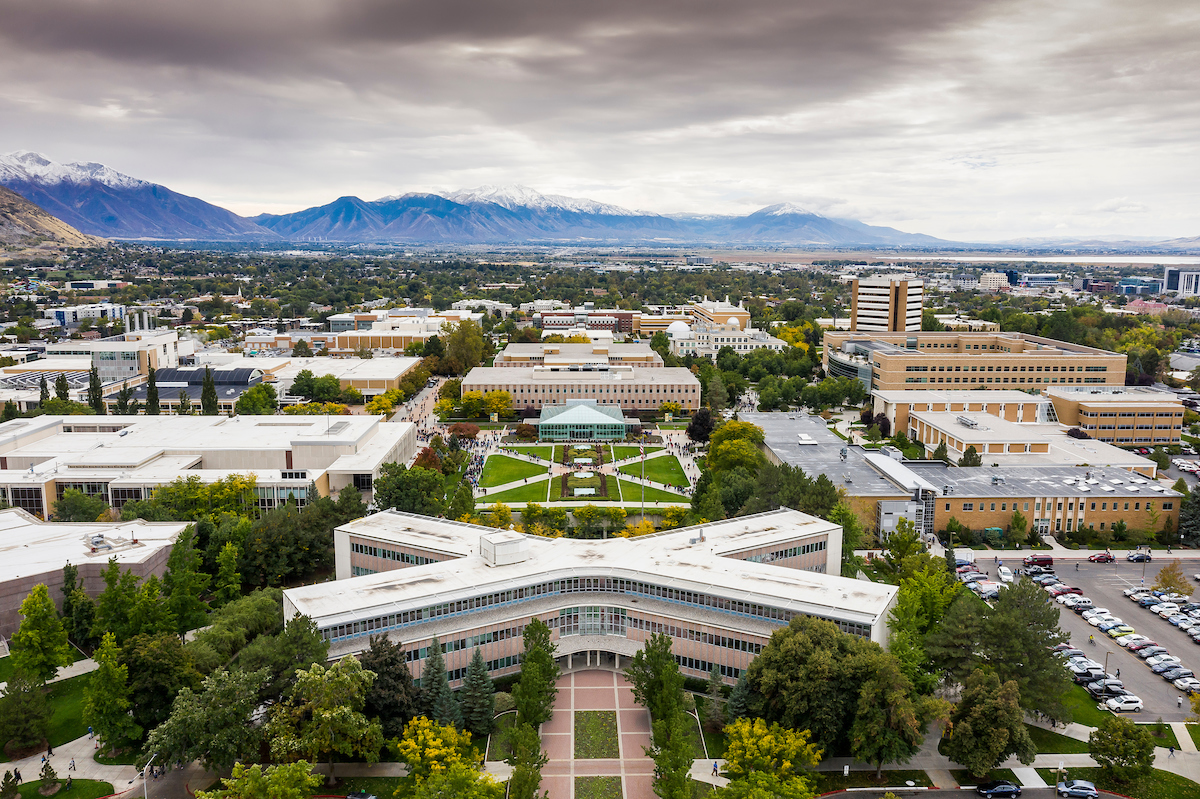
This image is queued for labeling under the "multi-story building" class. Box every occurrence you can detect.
[281,508,894,687]
[0,414,417,518]
[42,302,126,329]
[1164,267,1200,298]
[461,366,701,413]
[493,343,663,369]
[824,331,1127,392]
[248,310,480,356]
[1045,385,1184,446]
[667,320,785,359]
[872,389,1057,437]
[978,272,1010,292]
[850,276,923,332]
[451,299,514,318]
[44,329,183,383]
[933,314,1000,332]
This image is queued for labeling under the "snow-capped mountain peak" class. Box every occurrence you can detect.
[760,202,819,217]
[445,185,646,217]
[0,151,149,190]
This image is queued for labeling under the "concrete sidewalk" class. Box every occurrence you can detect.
[0,656,96,693]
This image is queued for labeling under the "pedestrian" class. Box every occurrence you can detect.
[1179,696,1184,709]
[66,776,72,791]
[1116,668,1120,679]
[14,768,21,784]
[87,726,94,740]
[69,758,75,771]
[712,761,719,777]
[47,744,53,756]
[1169,746,1176,758]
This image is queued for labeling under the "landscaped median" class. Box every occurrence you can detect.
[574,711,619,759]
[478,454,548,487]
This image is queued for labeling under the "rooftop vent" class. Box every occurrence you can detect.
[957,416,979,429]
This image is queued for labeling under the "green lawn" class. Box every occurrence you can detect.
[509,445,554,461]
[1189,723,1200,750]
[0,656,13,684]
[1036,767,1200,799]
[683,712,707,759]
[618,455,689,488]
[611,445,662,461]
[692,696,728,758]
[615,479,688,503]
[1023,724,1091,754]
[574,711,619,759]
[482,480,552,505]
[809,769,933,792]
[949,768,1018,786]
[1063,684,1111,728]
[3,672,95,762]
[576,776,622,799]
[94,746,141,765]
[1144,722,1181,750]
[15,779,114,799]
[479,454,548,488]
[487,711,517,761]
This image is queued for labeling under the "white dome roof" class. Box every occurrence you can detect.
[666,321,691,335]
[727,317,741,327]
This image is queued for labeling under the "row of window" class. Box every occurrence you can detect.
[404,625,526,663]
[905,376,1106,385]
[351,541,440,566]
[493,385,696,395]
[742,539,827,564]
[905,364,1106,373]
[1083,411,1181,418]
[413,654,523,688]
[950,499,1173,513]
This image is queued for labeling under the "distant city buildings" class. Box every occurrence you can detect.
[41,302,126,329]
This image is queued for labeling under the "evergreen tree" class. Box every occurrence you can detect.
[448,481,475,521]
[0,674,50,751]
[61,562,80,622]
[0,400,17,422]
[459,648,495,738]
[213,542,242,608]
[38,375,49,405]
[146,369,160,415]
[360,634,419,739]
[69,589,97,651]
[505,721,549,799]
[54,373,70,402]
[0,770,18,798]
[433,687,463,730]
[982,578,1070,720]
[703,665,726,732]
[726,672,751,722]
[163,525,211,633]
[513,619,558,726]
[420,637,455,725]
[1180,493,1200,547]
[201,367,219,415]
[177,390,194,415]
[113,381,139,414]
[11,584,74,683]
[924,592,986,683]
[958,445,983,467]
[38,760,57,789]
[83,632,142,750]
[87,365,105,414]
[932,441,949,463]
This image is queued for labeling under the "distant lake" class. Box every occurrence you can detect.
[892,255,1200,265]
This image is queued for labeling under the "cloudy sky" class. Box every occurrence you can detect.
[1,0,1198,240]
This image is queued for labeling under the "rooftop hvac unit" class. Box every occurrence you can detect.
[957,416,979,428]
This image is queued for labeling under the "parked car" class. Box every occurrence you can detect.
[1137,646,1170,659]
[1057,779,1098,799]
[347,792,379,799]
[1138,596,1162,607]
[1161,667,1195,682]
[1055,648,1086,660]
[1105,695,1144,712]
[1145,654,1181,668]
[1115,634,1148,648]
[997,566,1014,584]
[1082,607,1110,620]
[1025,565,1054,576]
[1088,552,1115,563]
[1097,620,1126,633]
[1152,660,1185,674]
[1124,586,1147,597]
[1024,554,1054,568]
[1127,640,1159,651]
[1071,598,1095,612]
[1106,625,1136,638]
[976,780,1022,798]
[1168,613,1190,626]
[1128,552,1153,562]
[1088,614,1118,627]
[1174,676,1200,693]
[1085,678,1125,698]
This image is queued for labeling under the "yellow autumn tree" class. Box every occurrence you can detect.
[394,717,478,785]
[617,519,657,538]
[722,717,822,780]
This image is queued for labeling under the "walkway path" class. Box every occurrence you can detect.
[0,656,96,693]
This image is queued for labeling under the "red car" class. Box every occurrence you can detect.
[1088,553,1116,563]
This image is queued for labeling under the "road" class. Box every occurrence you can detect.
[1050,558,1198,721]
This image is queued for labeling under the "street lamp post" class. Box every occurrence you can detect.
[142,753,157,799]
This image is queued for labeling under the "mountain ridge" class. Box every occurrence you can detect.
[0,184,107,248]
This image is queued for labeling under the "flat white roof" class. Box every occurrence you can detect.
[873,389,1046,404]
[285,509,893,630]
[0,508,188,582]
[463,366,699,386]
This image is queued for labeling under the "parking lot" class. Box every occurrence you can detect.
[1044,557,1199,721]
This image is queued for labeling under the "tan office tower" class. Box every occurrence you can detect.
[850,276,923,332]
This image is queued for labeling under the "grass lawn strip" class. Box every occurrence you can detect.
[692,696,728,758]
[508,445,554,462]
[15,779,114,799]
[948,768,1020,786]
[0,655,13,684]
[487,711,517,761]
[1035,767,1200,799]
[1023,724,1090,754]
[1143,722,1180,751]
[618,455,689,488]
[575,775,622,799]
[574,711,619,759]
[1063,684,1112,728]
[810,769,932,792]
[1189,723,1200,751]
[611,445,662,461]
[483,480,553,505]
[479,454,548,488]
[615,478,687,503]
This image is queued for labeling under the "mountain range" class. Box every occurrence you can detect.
[0,184,105,248]
[0,152,945,246]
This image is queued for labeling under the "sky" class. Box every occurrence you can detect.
[0,0,1198,241]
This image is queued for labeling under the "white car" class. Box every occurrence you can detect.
[1124,587,1147,597]
[997,566,1014,584]
[1089,615,1119,627]
[1116,634,1149,647]
[1179,619,1197,631]
[1174,677,1200,694]
[1105,695,1144,713]
[1082,608,1110,620]
[1145,654,1182,668]
[1155,604,1182,617]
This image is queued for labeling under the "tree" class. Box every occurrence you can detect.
[419,637,459,727]
[686,407,715,442]
[38,374,49,405]
[513,618,558,726]
[484,390,512,417]
[291,339,313,357]
[711,772,816,799]
[1007,509,1029,547]
[144,668,268,772]
[1153,559,1191,596]
[373,463,446,517]
[54,373,69,402]
[10,584,73,684]
[61,563,80,622]
[113,381,139,414]
[722,717,821,780]
[460,648,495,738]
[849,655,944,778]
[506,720,549,799]
[932,442,949,463]
[214,542,242,608]
[460,390,485,418]
[360,634,419,739]
[445,319,485,373]
[195,761,322,799]
[128,574,177,639]
[236,613,330,704]
[727,672,751,722]
[648,707,696,799]
[0,399,17,422]
[448,481,476,521]
[146,369,160,415]
[413,446,443,472]
[695,485,726,522]
[707,375,728,412]
[68,590,97,651]
[981,578,1070,720]
[704,666,726,732]
[627,633,683,722]
[941,669,1035,779]
[412,761,502,799]
[201,366,219,415]
[828,502,864,568]
[1,770,18,798]
[1088,715,1154,783]
[83,632,142,750]
[38,759,57,791]
[958,445,983,467]
[86,365,104,414]
[395,716,479,786]
[121,632,203,732]
[0,674,50,752]
[234,383,278,415]
[163,524,211,633]
[268,655,383,784]
[177,389,194,415]
[53,488,108,522]
[924,592,986,683]
[93,558,139,643]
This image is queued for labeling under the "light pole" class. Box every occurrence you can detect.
[142,753,157,799]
